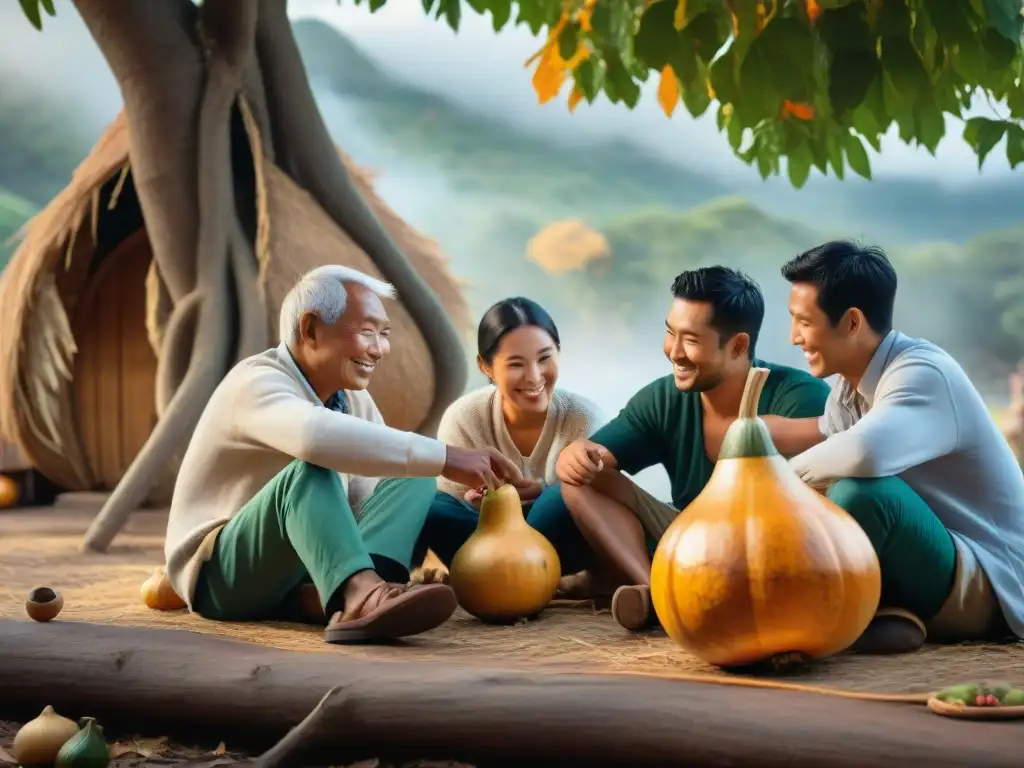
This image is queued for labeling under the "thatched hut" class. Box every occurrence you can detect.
[0,111,469,500]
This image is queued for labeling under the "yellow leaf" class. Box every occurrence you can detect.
[579,0,597,31]
[568,85,585,112]
[657,64,680,117]
[109,736,169,759]
[806,0,822,23]
[706,79,716,100]
[674,0,687,30]
[524,12,568,68]
[565,42,590,69]
[533,46,567,104]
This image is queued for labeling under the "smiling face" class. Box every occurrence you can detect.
[788,281,852,379]
[663,298,747,392]
[480,325,559,417]
[298,282,391,394]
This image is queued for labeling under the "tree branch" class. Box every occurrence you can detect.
[82,0,260,552]
[72,0,204,302]
[254,0,467,435]
[254,686,346,768]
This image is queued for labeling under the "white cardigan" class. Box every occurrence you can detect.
[164,343,448,608]
[436,385,606,500]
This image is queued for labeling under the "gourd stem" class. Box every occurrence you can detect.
[738,367,771,421]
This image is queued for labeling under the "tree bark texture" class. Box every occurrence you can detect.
[0,619,1018,768]
[71,0,467,551]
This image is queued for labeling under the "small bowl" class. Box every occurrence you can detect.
[26,586,64,622]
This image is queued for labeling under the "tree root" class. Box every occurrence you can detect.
[254,0,467,435]
[154,292,201,419]
[81,0,259,552]
[254,686,346,768]
[230,216,269,362]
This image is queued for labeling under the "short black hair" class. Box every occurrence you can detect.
[671,266,764,359]
[781,240,897,335]
[477,297,561,364]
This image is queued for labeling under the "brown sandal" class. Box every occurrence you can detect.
[324,582,457,644]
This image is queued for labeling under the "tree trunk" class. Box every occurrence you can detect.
[71,0,466,552]
[2,619,1017,768]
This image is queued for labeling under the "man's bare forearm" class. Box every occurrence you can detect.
[760,416,826,457]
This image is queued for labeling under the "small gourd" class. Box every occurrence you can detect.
[25,586,64,622]
[650,367,882,668]
[140,567,186,611]
[0,473,19,508]
[55,717,109,768]
[12,705,80,767]
[448,484,561,623]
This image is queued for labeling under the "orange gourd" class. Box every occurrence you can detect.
[0,473,19,509]
[650,367,881,668]
[141,567,187,611]
[448,484,561,623]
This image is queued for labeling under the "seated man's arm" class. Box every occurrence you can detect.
[434,405,480,503]
[789,358,959,488]
[760,375,833,457]
[231,367,447,478]
[558,385,666,485]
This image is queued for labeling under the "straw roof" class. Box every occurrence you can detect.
[0,110,470,488]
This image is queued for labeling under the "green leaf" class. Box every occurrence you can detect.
[963,116,1009,168]
[874,0,912,37]
[914,98,947,153]
[516,0,556,34]
[422,0,436,15]
[573,56,605,102]
[880,35,931,103]
[922,0,977,45]
[727,113,745,150]
[681,67,713,117]
[1006,124,1024,168]
[590,0,637,62]
[756,147,774,180]
[1008,82,1024,118]
[787,143,814,188]
[983,0,1024,43]
[19,0,42,30]
[603,52,642,108]
[710,46,740,107]
[844,132,872,179]
[437,0,461,31]
[487,0,513,30]
[369,0,387,10]
[828,134,846,179]
[635,0,679,69]
[828,49,881,120]
[739,18,816,122]
[818,2,873,51]
[559,21,580,59]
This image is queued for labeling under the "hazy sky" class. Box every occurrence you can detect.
[290,0,1014,185]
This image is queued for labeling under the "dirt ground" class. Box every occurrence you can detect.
[1,719,474,768]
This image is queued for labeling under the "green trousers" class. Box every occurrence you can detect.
[828,476,956,622]
[193,460,435,621]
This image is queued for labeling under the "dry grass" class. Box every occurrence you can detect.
[1,501,1022,697]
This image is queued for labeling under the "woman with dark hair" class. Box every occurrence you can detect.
[420,297,606,570]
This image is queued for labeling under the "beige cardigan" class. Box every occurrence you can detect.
[164,343,448,609]
[436,385,606,500]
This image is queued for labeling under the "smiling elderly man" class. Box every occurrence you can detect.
[164,265,522,644]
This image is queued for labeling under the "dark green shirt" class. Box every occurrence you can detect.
[591,361,830,510]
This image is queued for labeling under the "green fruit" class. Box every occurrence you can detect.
[1000,689,1024,706]
[55,717,109,768]
[936,683,978,704]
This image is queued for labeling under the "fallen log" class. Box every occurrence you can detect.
[0,619,1018,768]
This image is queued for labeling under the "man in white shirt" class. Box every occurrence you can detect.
[164,265,521,644]
[779,241,1024,654]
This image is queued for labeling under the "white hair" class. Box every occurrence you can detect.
[278,265,396,345]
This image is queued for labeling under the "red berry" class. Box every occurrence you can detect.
[976,694,987,706]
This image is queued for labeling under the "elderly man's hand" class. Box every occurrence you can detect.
[443,446,522,491]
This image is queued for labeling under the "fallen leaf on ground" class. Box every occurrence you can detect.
[0,745,16,765]
[213,741,227,755]
[109,735,169,758]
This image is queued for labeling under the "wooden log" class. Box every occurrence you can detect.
[0,619,1019,768]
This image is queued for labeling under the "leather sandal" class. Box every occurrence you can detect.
[324,581,457,644]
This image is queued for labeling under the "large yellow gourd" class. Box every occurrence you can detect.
[650,367,881,668]
[448,484,561,624]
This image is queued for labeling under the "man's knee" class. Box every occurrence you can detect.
[828,476,902,531]
[561,482,597,520]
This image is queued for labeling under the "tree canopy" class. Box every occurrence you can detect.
[19,0,1024,187]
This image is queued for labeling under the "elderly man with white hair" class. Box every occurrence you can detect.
[164,265,522,644]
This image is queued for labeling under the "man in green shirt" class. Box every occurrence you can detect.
[528,266,830,631]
